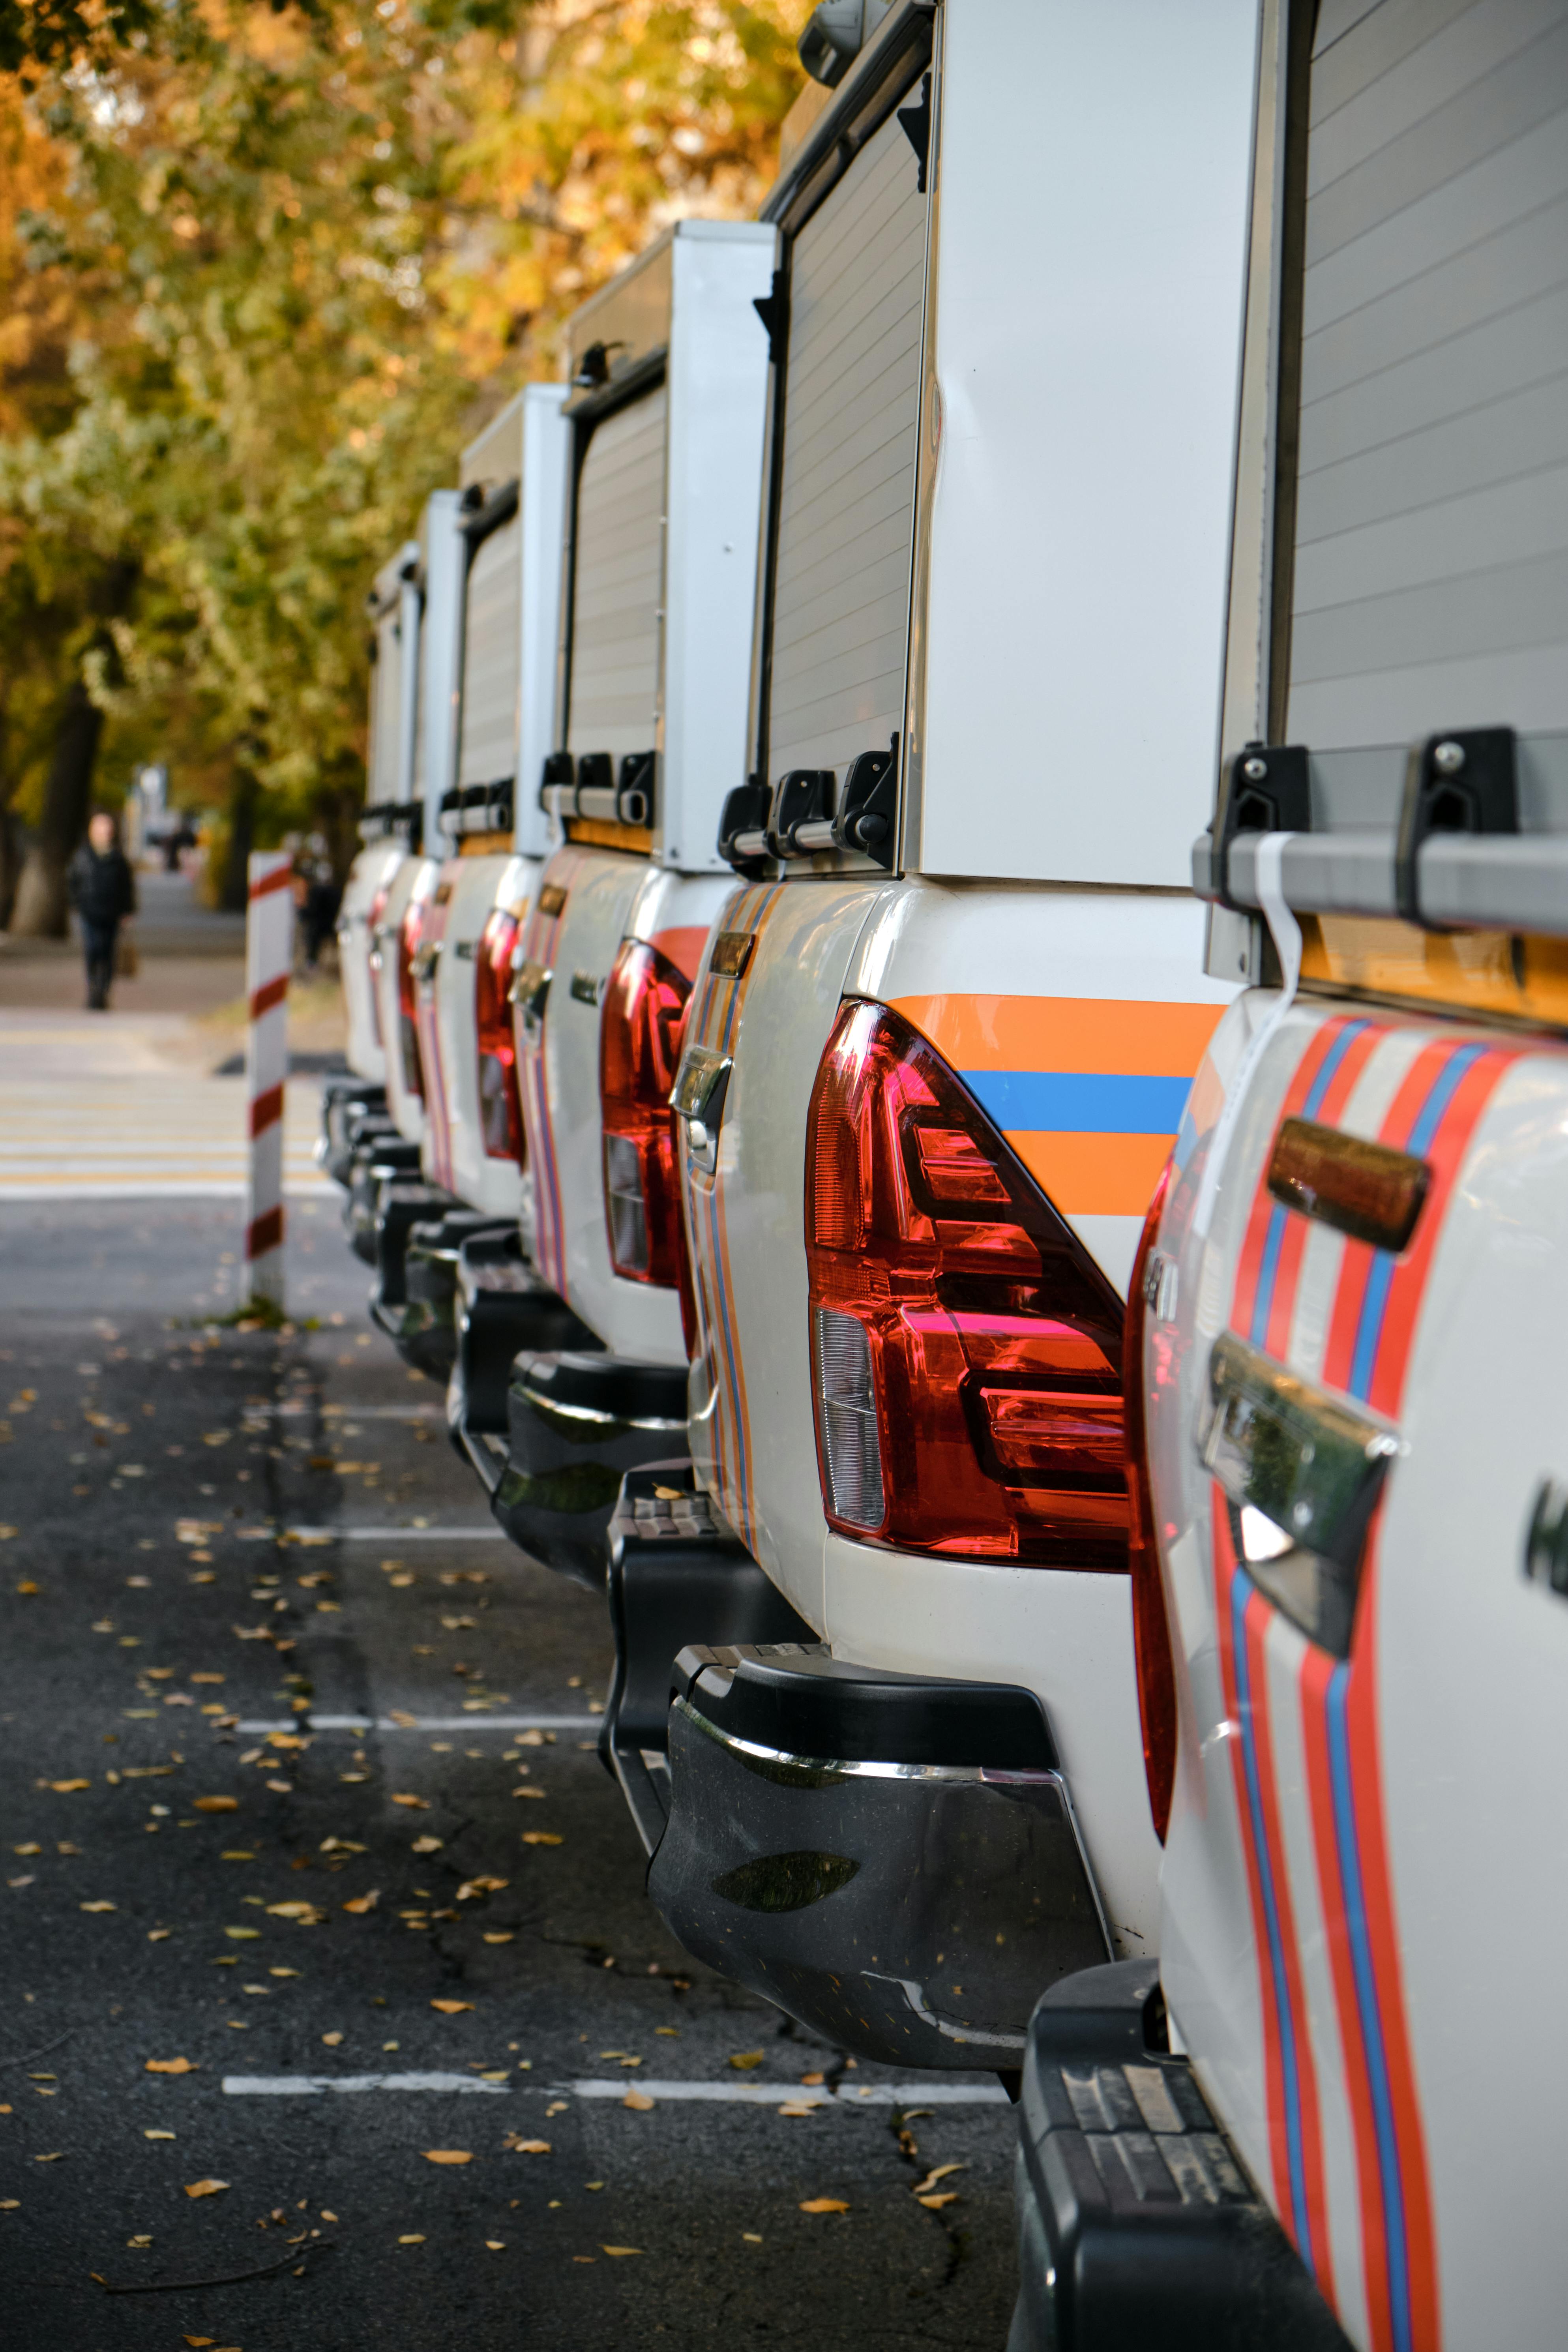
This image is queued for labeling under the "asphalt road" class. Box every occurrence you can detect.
[0,1196,1020,2350]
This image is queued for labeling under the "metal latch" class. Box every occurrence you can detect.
[412,941,441,984]
[671,1044,733,1175]
[508,959,552,1033]
[570,970,602,1008]
[1199,1330,1399,1657]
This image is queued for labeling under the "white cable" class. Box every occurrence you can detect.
[1193,832,1302,1242]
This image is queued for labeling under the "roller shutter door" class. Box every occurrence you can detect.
[458,517,522,789]
[1287,0,1568,746]
[768,99,928,780]
[567,386,666,761]
[368,607,405,802]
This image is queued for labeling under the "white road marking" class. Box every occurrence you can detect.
[236,1715,600,1734]
[265,1526,510,1543]
[225,2072,511,2097]
[0,1076,332,1198]
[221,2075,1010,2105]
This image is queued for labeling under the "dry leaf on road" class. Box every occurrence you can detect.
[410,1835,443,1855]
[728,2052,765,2072]
[911,2163,966,2196]
[144,2058,197,2074]
[504,2137,551,2153]
[80,1901,116,1913]
[192,1796,238,1814]
[431,2000,473,2015]
[602,2246,643,2257]
[50,1780,90,1794]
[342,1891,380,1915]
[622,2089,656,2113]
[521,1833,562,1848]
[799,2198,850,2216]
[455,1877,508,1901]
[423,2149,473,2165]
[184,2178,229,2199]
[917,2192,961,2209]
[390,1793,429,1810]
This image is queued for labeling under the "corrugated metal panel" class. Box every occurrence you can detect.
[567,387,666,761]
[369,609,404,802]
[458,517,521,789]
[1288,0,1568,747]
[767,102,927,780]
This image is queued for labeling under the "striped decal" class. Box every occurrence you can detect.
[514,849,585,1295]
[1215,1016,1526,2352]
[684,879,782,1546]
[414,874,457,1193]
[893,993,1224,1217]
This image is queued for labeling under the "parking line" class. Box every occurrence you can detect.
[221,2075,1010,2105]
[262,1526,510,1543]
[225,2072,511,2097]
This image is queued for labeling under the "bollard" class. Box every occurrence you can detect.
[244,851,293,1308]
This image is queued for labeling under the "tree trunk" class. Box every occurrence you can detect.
[9,558,138,939]
[220,762,259,913]
[9,674,106,936]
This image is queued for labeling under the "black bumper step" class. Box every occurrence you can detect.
[489,1350,688,1591]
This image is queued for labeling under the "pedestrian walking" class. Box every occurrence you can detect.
[67,809,138,1010]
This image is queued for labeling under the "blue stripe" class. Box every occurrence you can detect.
[1248,1020,1369,1348]
[1346,1041,1485,1404]
[1325,1664,1411,2352]
[1231,1571,1313,2270]
[960,1070,1192,1135]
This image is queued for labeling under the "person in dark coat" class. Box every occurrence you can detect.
[67,809,138,1010]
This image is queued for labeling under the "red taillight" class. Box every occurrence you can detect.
[599,939,691,1287]
[804,1001,1128,1566]
[397,895,424,1100]
[475,907,524,1164]
[1124,1162,1178,1842]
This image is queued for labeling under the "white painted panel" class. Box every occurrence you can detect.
[916,0,1259,886]
[767,105,927,780]
[457,517,521,790]
[368,606,405,803]
[567,387,666,762]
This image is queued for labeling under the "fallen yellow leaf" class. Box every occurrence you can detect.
[602,2246,643,2258]
[50,1780,89,1794]
[423,2149,472,2165]
[80,1900,116,1913]
[521,1832,562,1847]
[145,2058,197,2075]
[486,2239,506,2250]
[265,1902,323,1921]
[482,1932,514,1945]
[912,2163,966,2195]
[505,2138,552,2154]
[431,2000,473,2015]
[622,2088,656,2112]
[183,2178,229,2199]
[799,2198,850,2215]
[146,2130,175,2140]
[189,1674,225,1685]
[224,1928,259,1940]
[511,1786,546,1799]
[778,2103,817,2117]
[147,1929,172,1943]
[455,1877,508,1901]
[729,2052,765,2072]
[917,2191,961,2209]
[342,1891,380,1915]
[192,1796,238,1814]
[398,2233,425,2245]
[321,2032,343,2047]
[390,1793,429,1809]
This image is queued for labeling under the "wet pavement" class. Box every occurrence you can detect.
[0,1196,1019,2349]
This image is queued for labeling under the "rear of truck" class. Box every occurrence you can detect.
[1016,6,1568,2347]
[459,224,773,1584]
[644,0,1259,2069]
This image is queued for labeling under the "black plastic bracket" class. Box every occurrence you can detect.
[1210,741,1311,911]
[898,70,932,192]
[617,750,656,827]
[1395,725,1517,928]
[770,768,836,856]
[717,777,774,877]
[835,739,897,867]
[575,750,613,802]
[752,268,789,367]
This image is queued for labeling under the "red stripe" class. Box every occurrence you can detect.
[248,864,293,901]
[1231,1017,1356,1339]
[1244,1590,1336,2306]
[1260,1023,1383,1361]
[249,974,289,1020]
[245,1205,284,1260]
[249,1084,284,1139]
[1211,1509,1289,2218]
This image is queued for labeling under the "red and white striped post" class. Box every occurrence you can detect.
[244,851,293,1307]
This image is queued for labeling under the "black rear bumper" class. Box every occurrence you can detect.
[318,1076,388,1187]
[489,1351,689,1591]
[599,1461,814,1855]
[1009,1959,1352,2351]
[373,1211,511,1378]
[445,1232,599,1485]
[646,1642,1111,2070]
[345,1139,421,1263]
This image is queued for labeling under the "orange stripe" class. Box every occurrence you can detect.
[891,993,1225,1075]
[1007,1129,1173,1216]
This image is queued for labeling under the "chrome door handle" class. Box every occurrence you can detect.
[671,1044,732,1174]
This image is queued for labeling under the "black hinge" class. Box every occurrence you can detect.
[898,71,932,194]
[1211,741,1310,911]
[1395,726,1517,928]
[753,270,789,367]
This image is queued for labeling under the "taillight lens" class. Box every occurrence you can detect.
[1125,1163,1178,1842]
[397,895,424,1100]
[475,907,524,1163]
[804,1001,1128,1565]
[599,939,691,1286]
